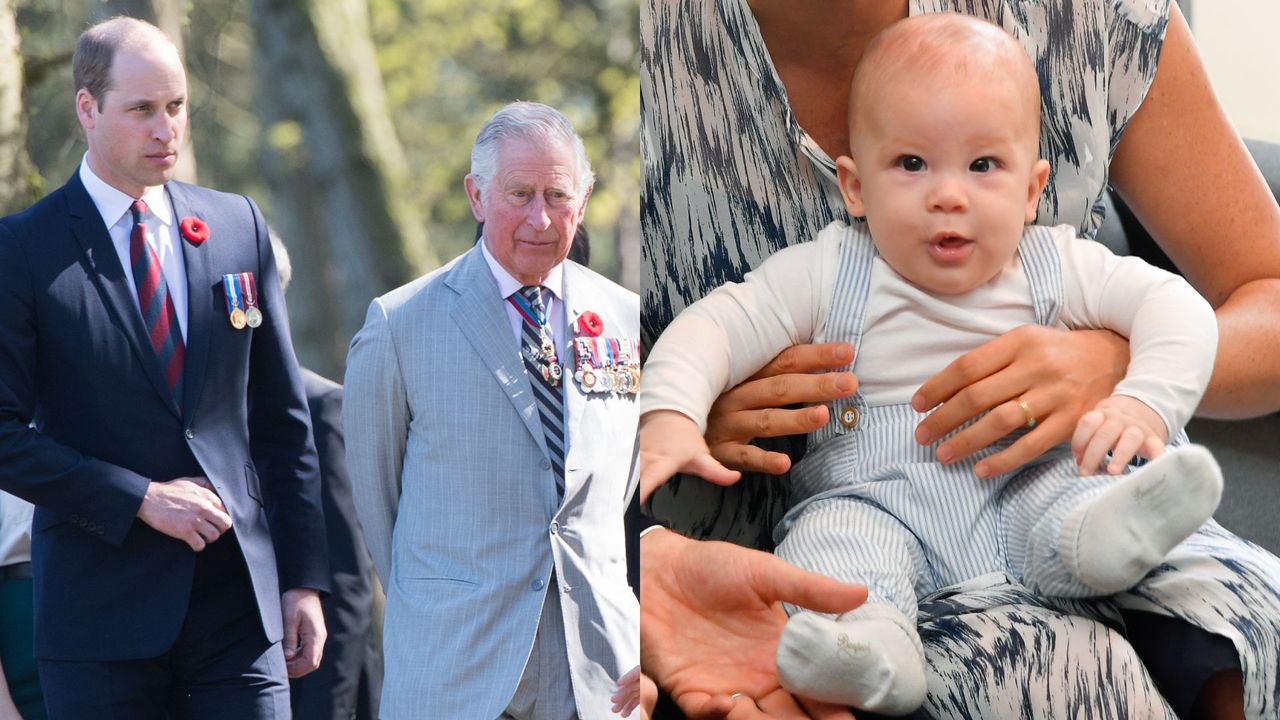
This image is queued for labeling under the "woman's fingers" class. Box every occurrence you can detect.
[747,342,855,382]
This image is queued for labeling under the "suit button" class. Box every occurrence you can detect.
[541,459,552,471]
[550,521,560,535]
[185,429,196,439]
[531,578,545,591]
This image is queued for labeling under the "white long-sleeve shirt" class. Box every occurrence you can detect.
[642,223,1218,441]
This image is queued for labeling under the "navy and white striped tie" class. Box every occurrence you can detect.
[511,285,566,498]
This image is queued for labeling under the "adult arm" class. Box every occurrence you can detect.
[1108,2,1280,418]
[641,232,836,498]
[0,224,150,545]
[243,198,328,675]
[244,197,327,594]
[342,297,409,587]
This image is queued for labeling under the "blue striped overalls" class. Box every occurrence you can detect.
[772,224,1280,718]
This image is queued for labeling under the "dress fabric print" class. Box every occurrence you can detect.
[641,0,1280,717]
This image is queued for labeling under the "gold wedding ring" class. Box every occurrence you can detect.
[1017,397,1037,429]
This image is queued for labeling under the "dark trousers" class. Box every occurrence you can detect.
[39,532,289,720]
[1,572,47,720]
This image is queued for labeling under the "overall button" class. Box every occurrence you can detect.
[185,429,196,440]
[838,406,860,429]
[531,578,545,591]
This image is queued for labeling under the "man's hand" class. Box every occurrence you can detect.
[282,588,326,678]
[640,410,741,504]
[1071,395,1167,475]
[912,326,1128,478]
[641,528,867,720]
[136,476,232,551]
[612,665,658,718]
[704,343,857,476]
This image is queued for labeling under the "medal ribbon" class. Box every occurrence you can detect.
[223,274,242,314]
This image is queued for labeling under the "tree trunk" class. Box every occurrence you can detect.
[0,0,37,215]
[92,0,198,184]
[251,0,433,377]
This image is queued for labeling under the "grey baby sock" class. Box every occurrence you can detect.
[1059,444,1222,594]
[776,602,926,715]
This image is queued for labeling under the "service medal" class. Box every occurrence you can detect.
[245,306,263,328]
[230,308,247,330]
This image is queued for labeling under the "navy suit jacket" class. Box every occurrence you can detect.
[0,172,327,661]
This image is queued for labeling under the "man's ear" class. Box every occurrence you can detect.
[75,89,98,131]
[1026,158,1050,222]
[576,184,593,222]
[464,175,486,222]
[836,155,867,218]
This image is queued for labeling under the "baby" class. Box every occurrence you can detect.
[640,13,1224,715]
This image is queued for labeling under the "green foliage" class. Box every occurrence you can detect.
[368,0,639,276]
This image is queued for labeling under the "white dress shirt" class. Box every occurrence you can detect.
[79,157,189,341]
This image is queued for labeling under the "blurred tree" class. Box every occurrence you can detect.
[0,0,38,214]
[369,0,640,290]
[251,0,434,375]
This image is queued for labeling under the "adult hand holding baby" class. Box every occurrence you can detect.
[640,341,857,503]
[911,325,1129,478]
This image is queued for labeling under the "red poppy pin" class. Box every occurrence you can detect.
[180,216,210,245]
[576,310,604,337]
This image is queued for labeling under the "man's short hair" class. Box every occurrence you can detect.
[73,17,175,110]
[469,101,594,201]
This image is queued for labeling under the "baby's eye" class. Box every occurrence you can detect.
[970,157,997,173]
[896,155,925,172]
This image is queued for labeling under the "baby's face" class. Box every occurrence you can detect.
[839,71,1048,295]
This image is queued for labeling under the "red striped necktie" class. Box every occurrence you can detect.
[129,199,185,409]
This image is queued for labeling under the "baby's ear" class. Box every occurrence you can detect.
[837,156,867,218]
[1026,159,1050,222]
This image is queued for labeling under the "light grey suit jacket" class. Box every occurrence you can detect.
[344,244,639,719]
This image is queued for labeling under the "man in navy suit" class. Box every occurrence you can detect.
[0,17,327,719]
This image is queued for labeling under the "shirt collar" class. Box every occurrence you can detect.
[79,155,174,231]
[479,237,564,304]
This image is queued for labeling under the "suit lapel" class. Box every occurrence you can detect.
[168,183,211,420]
[446,247,548,455]
[65,174,180,419]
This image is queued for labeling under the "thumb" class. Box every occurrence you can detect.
[753,553,867,615]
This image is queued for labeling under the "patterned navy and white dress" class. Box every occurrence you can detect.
[641,0,1280,717]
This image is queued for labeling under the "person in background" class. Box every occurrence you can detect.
[271,233,383,720]
[0,492,45,720]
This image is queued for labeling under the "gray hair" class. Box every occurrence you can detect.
[469,101,594,201]
[269,230,293,293]
[73,17,177,111]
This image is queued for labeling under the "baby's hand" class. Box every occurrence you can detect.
[1070,395,1168,475]
[639,410,741,503]
[611,665,657,718]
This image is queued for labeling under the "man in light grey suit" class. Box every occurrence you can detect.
[344,102,639,719]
